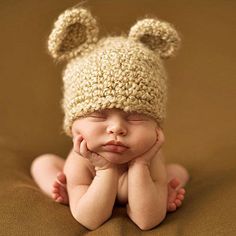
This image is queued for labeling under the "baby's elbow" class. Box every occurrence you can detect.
[80,220,102,231]
[73,211,111,230]
[74,215,103,230]
[133,211,167,231]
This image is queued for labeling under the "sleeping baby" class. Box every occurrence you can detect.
[31,6,189,230]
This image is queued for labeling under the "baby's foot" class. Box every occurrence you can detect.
[52,172,69,205]
[167,177,186,212]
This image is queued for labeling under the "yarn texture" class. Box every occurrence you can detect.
[47,7,181,136]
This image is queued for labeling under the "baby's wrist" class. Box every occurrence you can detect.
[129,158,150,168]
[95,165,119,175]
[96,164,118,170]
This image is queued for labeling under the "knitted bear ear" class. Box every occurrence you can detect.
[47,7,99,61]
[128,18,181,59]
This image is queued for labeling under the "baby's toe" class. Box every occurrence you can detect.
[175,199,182,207]
[177,194,184,201]
[169,178,180,189]
[167,202,177,212]
[178,188,186,195]
[57,172,67,185]
[53,181,60,188]
[52,188,60,194]
[52,193,59,200]
[55,196,64,203]
[52,182,60,192]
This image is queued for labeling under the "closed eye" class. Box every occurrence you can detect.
[126,113,147,121]
[88,111,106,119]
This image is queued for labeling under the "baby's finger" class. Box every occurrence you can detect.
[73,135,83,154]
[143,140,161,158]
[80,139,91,158]
[151,130,165,154]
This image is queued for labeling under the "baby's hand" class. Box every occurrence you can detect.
[129,127,164,166]
[73,135,113,171]
[129,140,160,166]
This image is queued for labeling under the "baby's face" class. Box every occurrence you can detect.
[71,108,163,164]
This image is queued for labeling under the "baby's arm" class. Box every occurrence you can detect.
[127,147,168,230]
[63,148,119,230]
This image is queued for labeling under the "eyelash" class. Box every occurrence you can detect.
[126,116,145,121]
[87,112,146,121]
[89,112,106,119]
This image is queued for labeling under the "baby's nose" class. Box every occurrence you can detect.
[106,121,127,136]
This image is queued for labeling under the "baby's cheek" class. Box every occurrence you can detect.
[85,140,100,153]
[136,134,156,154]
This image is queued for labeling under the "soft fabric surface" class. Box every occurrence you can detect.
[0,0,236,235]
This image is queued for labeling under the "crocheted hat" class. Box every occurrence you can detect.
[47,7,181,136]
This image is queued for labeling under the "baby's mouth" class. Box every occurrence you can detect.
[102,144,128,153]
[102,140,129,153]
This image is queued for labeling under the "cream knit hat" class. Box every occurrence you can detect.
[47,6,181,136]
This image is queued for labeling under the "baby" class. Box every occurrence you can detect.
[31,6,189,230]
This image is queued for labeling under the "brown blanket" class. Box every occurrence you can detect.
[1,0,236,235]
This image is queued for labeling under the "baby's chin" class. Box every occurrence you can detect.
[99,152,135,165]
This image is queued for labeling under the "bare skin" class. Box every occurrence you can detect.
[51,131,189,212]
[51,164,188,212]
[31,109,190,229]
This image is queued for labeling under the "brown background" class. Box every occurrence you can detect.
[0,0,236,235]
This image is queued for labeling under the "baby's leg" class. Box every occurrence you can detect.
[31,154,65,197]
[166,163,189,188]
